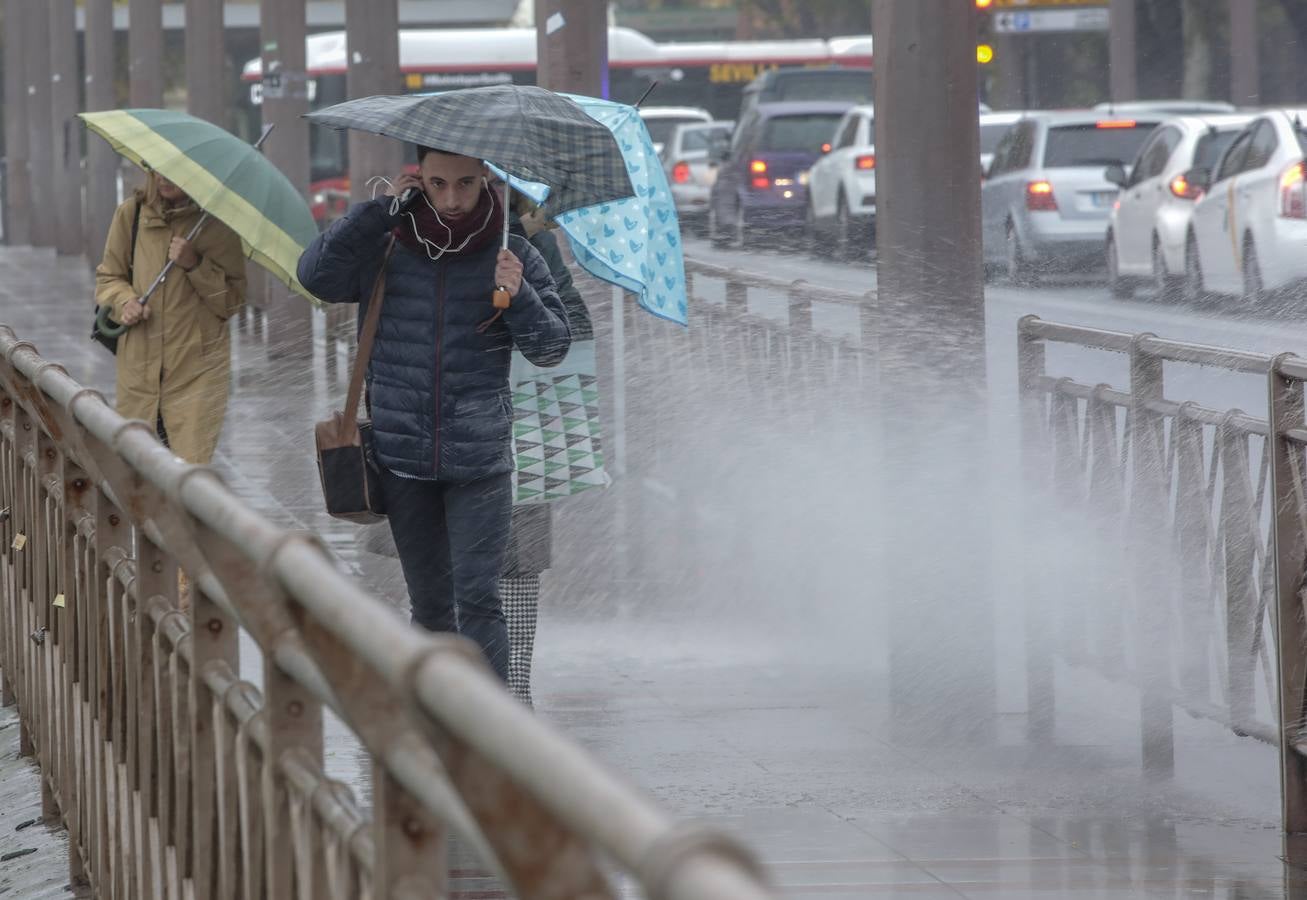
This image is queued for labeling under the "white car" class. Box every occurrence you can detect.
[663,121,734,228]
[980,111,1026,176]
[1185,109,1307,302]
[805,104,875,258]
[639,106,712,156]
[1104,114,1253,298]
[981,111,1163,282]
[1094,100,1237,116]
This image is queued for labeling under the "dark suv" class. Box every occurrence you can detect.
[708,101,852,247]
[737,67,873,121]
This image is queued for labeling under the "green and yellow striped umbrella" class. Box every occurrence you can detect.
[79,108,320,303]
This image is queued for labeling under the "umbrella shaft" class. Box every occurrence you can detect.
[141,213,210,304]
[501,181,511,251]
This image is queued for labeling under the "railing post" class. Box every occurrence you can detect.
[374,761,447,898]
[1017,316,1054,743]
[1129,334,1174,778]
[1269,354,1307,833]
[132,534,172,899]
[34,426,58,823]
[726,278,747,318]
[60,462,90,887]
[1087,385,1125,671]
[263,654,325,898]
[1218,412,1259,734]
[91,483,129,892]
[188,565,238,900]
[1173,411,1214,706]
[787,280,812,334]
[0,389,16,712]
[15,404,37,759]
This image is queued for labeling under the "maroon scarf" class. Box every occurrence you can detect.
[393,181,502,259]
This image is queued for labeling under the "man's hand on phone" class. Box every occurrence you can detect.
[386,173,424,210]
[168,236,201,271]
[119,298,149,326]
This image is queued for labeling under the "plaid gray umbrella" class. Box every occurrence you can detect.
[305,86,634,214]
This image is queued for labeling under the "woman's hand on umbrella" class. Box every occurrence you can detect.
[120,299,149,326]
[495,249,522,296]
[168,236,201,271]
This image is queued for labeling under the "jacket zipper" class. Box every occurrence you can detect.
[433,263,445,478]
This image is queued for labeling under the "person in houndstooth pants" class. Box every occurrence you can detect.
[502,193,593,707]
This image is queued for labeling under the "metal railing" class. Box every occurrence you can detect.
[0,322,775,898]
[1017,315,1307,831]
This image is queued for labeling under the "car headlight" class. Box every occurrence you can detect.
[312,191,328,206]
[797,170,810,186]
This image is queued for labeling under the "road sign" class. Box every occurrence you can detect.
[993,0,1106,6]
[994,8,1109,32]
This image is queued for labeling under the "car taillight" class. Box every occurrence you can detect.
[1281,161,1307,218]
[749,159,768,174]
[751,176,771,190]
[855,153,876,171]
[1169,174,1201,200]
[1096,119,1137,129]
[1026,180,1058,211]
[672,161,691,184]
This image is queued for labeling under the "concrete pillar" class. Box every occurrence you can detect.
[3,0,32,245]
[534,0,609,97]
[871,0,994,743]
[1109,0,1138,102]
[84,0,118,262]
[260,0,312,344]
[128,0,164,107]
[186,0,227,126]
[26,0,56,248]
[1229,0,1258,106]
[50,0,82,256]
[345,0,403,204]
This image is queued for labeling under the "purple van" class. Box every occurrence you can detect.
[707,101,853,247]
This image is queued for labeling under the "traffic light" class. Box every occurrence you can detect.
[976,0,994,65]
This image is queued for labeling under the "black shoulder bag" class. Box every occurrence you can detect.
[91,199,141,355]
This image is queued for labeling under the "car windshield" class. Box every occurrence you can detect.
[644,117,708,147]
[1042,123,1158,168]
[760,114,844,153]
[980,122,1014,155]
[1192,130,1241,170]
[771,73,872,103]
[681,126,731,153]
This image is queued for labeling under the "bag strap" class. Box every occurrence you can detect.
[342,236,397,432]
[127,198,141,283]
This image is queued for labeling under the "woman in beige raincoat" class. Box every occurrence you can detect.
[94,173,246,465]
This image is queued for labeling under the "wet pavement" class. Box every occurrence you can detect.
[0,244,1302,898]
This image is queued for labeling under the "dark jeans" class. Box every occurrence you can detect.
[380,468,513,681]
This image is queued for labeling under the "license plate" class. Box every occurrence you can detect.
[1089,191,1116,208]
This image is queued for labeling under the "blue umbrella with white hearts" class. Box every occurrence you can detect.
[489,94,688,327]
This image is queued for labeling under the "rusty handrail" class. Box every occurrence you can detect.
[0,321,775,898]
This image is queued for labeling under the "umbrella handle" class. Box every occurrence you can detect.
[99,212,213,341]
[94,305,128,339]
[140,212,211,305]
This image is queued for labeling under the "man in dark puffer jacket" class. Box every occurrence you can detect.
[297,147,571,681]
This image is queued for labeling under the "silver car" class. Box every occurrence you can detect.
[663,121,734,228]
[982,111,1162,282]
